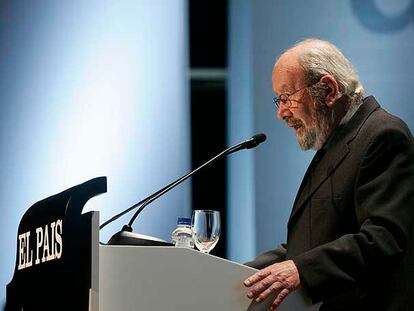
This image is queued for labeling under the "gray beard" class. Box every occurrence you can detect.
[296,104,334,151]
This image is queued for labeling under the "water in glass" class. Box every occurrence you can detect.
[191,210,220,254]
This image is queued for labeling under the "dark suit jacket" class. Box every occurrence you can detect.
[247,96,414,310]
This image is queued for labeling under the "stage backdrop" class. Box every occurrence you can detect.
[0,0,189,305]
[228,0,414,262]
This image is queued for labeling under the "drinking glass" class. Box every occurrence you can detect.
[191,210,221,254]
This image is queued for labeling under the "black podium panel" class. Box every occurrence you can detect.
[6,177,107,311]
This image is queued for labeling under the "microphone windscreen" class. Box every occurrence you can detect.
[252,133,267,144]
[245,133,267,149]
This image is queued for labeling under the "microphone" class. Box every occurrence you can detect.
[244,133,267,149]
[103,133,267,246]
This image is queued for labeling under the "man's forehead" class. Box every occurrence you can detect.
[272,63,303,93]
[273,48,303,80]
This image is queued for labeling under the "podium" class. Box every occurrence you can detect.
[99,246,318,311]
[6,177,318,311]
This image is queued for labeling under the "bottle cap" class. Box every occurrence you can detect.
[177,217,191,226]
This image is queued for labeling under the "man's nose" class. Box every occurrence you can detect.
[277,104,292,120]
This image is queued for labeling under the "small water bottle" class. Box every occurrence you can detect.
[171,217,194,248]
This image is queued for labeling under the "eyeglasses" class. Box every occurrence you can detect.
[273,83,316,109]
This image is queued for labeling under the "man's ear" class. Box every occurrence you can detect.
[320,75,339,107]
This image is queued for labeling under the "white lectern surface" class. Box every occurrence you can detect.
[99,246,319,311]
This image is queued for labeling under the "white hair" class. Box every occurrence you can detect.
[295,39,364,108]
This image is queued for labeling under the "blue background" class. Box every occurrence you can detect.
[1,0,414,306]
[0,1,190,304]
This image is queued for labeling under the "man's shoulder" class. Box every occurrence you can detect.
[351,105,414,157]
[365,105,412,137]
[344,98,414,152]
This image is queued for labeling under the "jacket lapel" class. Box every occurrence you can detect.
[287,96,380,226]
[288,142,349,225]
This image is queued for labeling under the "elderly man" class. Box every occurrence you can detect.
[244,39,414,310]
